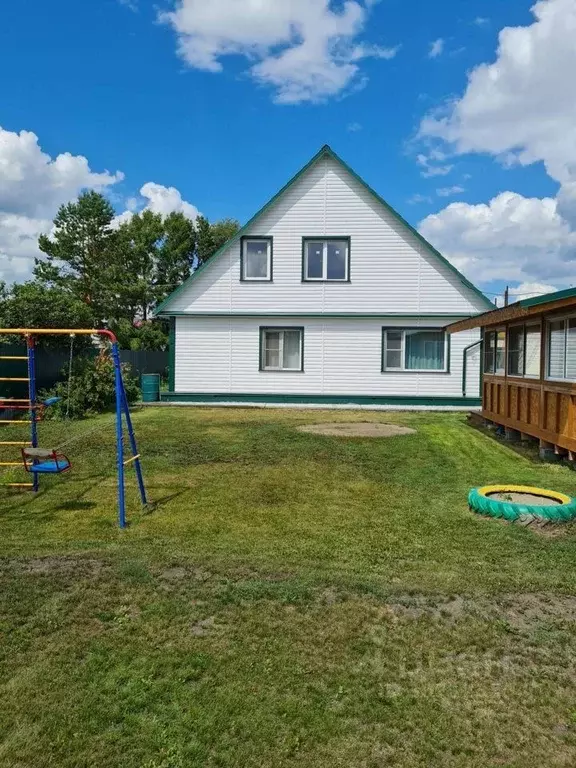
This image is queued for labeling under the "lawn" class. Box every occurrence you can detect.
[2,407,576,767]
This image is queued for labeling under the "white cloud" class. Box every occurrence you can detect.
[407,193,432,205]
[417,0,576,289]
[428,38,444,58]
[0,126,200,285]
[509,281,559,299]
[419,191,576,287]
[0,126,123,285]
[473,17,489,26]
[139,182,200,220]
[416,153,453,178]
[112,182,201,228]
[161,0,398,104]
[436,185,464,197]
[347,121,362,132]
[420,0,576,190]
[0,127,122,219]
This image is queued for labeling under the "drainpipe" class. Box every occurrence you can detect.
[462,338,483,398]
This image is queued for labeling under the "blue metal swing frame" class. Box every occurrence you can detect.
[1,329,148,527]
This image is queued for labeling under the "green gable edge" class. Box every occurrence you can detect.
[154,145,494,316]
[520,286,576,308]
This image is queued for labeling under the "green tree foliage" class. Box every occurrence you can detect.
[40,353,139,419]
[113,210,196,321]
[195,215,215,266]
[35,191,117,322]
[113,209,165,322]
[156,212,197,304]
[0,282,96,349]
[195,215,240,266]
[210,218,240,255]
[109,318,170,351]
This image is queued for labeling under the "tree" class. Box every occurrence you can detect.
[211,218,240,254]
[195,215,239,267]
[112,209,164,322]
[195,215,215,266]
[35,191,118,322]
[112,209,195,321]
[156,211,196,305]
[108,318,169,351]
[0,282,96,349]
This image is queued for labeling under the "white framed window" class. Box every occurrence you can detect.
[303,238,349,281]
[260,327,303,372]
[382,328,448,372]
[484,329,505,374]
[507,323,541,377]
[546,315,576,380]
[241,237,272,281]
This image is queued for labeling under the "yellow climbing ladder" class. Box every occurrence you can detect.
[0,352,34,488]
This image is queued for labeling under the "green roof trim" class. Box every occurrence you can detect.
[154,145,493,316]
[520,286,576,308]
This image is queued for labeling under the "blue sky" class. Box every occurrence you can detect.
[1,0,574,303]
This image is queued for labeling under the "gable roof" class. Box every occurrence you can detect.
[155,145,493,316]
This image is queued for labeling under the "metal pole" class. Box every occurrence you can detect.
[112,342,126,528]
[26,336,39,492]
[119,374,148,506]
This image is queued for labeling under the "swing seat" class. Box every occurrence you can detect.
[42,397,62,407]
[21,448,71,475]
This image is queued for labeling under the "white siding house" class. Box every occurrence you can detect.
[156,145,492,407]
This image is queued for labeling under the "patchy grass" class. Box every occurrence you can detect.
[2,408,576,766]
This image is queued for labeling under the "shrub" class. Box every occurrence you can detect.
[40,352,140,419]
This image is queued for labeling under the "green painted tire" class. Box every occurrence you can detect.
[468,484,576,522]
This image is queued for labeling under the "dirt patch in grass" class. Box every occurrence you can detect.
[297,422,416,438]
[2,556,108,576]
[382,592,576,628]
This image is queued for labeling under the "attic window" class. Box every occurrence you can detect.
[241,237,272,281]
[303,238,349,281]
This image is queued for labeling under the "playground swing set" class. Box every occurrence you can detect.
[0,328,148,528]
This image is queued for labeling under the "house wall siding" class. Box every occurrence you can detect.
[174,316,480,397]
[167,156,487,316]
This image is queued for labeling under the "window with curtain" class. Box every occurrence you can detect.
[547,317,576,380]
[241,237,272,281]
[382,329,447,371]
[260,328,303,371]
[303,239,349,281]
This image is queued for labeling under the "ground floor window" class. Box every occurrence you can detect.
[484,329,505,374]
[547,317,576,380]
[382,328,447,372]
[507,323,541,377]
[260,327,303,371]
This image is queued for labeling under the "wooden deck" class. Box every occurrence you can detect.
[482,374,576,453]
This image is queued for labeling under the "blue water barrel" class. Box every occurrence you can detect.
[141,373,160,403]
